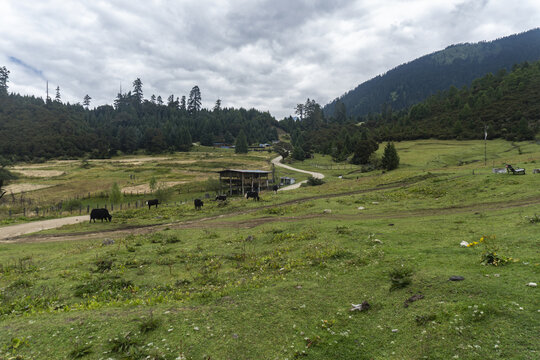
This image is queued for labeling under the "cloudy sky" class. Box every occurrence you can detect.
[1,0,539,119]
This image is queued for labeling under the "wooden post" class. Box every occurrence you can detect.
[241,173,245,195]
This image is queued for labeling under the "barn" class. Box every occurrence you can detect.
[218,169,271,195]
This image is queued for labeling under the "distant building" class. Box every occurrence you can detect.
[280,176,295,186]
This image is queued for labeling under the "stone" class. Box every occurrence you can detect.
[102,238,115,246]
[357,206,365,210]
[350,301,370,312]
[460,241,469,247]
[526,282,537,287]
[449,276,465,281]
[323,209,332,214]
[404,294,424,308]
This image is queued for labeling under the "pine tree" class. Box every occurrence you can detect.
[292,145,305,161]
[132,78,143,104]
[235,129,248,153]
[180,96,186,110]
[214,99,221,111]
[55,86,61,102]
[0,66,9,95]
[83,94,92,108]
[188,86,202,113]
[381,142,400,170]
[157,95,163,105]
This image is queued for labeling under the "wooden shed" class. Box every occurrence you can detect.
[218,169,271,195]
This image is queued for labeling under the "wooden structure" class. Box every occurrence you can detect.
[218,169,271,195]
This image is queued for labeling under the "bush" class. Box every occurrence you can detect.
[109,182,123,204]
[381,142,400,171]
[389,266,413,290]
[306,176,324,186]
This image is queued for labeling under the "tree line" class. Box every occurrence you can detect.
[0,73,279,161]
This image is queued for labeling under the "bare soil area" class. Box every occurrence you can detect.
[12,169,65,178]
[122,181,187,193]
[3,183,54,194]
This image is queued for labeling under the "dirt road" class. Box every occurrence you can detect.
[0,215,89,240]
[271,156,324,190]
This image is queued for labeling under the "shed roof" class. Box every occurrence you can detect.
[218,169,271,174]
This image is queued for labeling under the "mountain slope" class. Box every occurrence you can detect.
[367,60,540,141]
[324,28,540,118]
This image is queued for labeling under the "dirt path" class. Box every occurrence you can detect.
[271,156,324,190]
[0,215,89,240]
[2,189,539,244]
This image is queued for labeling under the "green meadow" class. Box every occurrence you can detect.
[0,140,539,359]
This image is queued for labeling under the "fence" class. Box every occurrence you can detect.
[312,164,356,170]
[0,191,221,220]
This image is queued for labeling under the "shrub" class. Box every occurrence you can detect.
[94,258,114,273]
[381,142,400,171]
[306,176,324,186]
[139,315,161,334]
[389,266,413,290]
[69,342,92,358]
[109,182,123,204]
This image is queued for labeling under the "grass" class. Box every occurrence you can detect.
[0,139,539,359]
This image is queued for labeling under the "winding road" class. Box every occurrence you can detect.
[271,155,324,190]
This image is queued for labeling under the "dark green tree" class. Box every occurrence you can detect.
[188,86,202,113]
[55,86,61,102]
[0,66,9,95]
[350,133,378,165]
[381,142,400,170]
[132,78,143,104]
[235,129,248,153]
[334,101,347,123]
[292,145,305,161]
[83,94,91,108]
[180,96,186,110]
[214,99,221,111]
[0,156,16,200]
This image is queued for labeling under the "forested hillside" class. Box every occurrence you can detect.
[0,76,278,161]
[281,61,539,166]
[324,28,540,118]
[366,61,540,141]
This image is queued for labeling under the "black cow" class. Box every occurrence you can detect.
[90,208,112,223]
[194,198,204,210]
[272,185,279,194]
[146,199,159,209]
[245,191,260,201]
[215,195,227,201]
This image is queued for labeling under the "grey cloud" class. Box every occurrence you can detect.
[1,1,539,118]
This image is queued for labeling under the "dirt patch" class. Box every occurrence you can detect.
[122,181,187,193]
[3,183,54,194]
[99,157,170,165]
[12,170,65,178]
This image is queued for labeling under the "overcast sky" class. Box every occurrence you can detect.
[1,0,539,119]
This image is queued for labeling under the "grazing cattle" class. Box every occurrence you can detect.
[245,191,260,201]
[90,208,112,223]
[194,198,204,210]
[146,199,159,209]
[272,185,279,194]
[215,195,227,201]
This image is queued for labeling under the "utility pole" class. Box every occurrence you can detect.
[484,124,488,166]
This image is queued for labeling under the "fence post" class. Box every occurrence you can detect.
[111,204,114,211]
[23,208,26,217]
[87,205,90,214]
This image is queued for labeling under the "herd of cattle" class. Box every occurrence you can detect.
[89,188,272,223]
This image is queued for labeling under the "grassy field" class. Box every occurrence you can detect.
[0,139,539,359]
